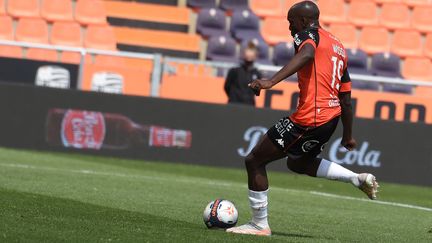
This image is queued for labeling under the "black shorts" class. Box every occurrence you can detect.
[267,116,339,159]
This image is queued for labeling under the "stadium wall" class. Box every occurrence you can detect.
[0,83,430,186]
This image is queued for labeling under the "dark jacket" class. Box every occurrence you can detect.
[224,64,262,106]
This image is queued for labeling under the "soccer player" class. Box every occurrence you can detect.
[226,1,379,236]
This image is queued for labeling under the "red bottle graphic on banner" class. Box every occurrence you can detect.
[46,108,192,150]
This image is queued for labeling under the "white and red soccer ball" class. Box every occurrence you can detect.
[203,199,238,229]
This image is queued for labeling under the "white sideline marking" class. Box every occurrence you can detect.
[1,162,431,212]
[310,191,432,212]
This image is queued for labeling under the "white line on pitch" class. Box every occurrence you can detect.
[1,162,431,213]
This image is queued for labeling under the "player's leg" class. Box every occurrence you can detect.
[245,134,286,191]
[284,116,379,199]
[227,134,286,236]
[287,117,378,199]
[287,155,360,185]
[287,156,379,199]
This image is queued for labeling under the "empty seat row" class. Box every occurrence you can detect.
[0,0,106,25]
[320,0,432,33]
[0,16,116,50]
[197,8,292,45]
[329,24,432,58]
[187,0,249,12]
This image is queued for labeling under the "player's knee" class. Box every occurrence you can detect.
[244,153,258,171]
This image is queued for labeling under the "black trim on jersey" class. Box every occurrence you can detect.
[313,59,318,128]
[293,27,320,52]
[341,68,351,83]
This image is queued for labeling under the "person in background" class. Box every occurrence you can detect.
[224,42,262,106]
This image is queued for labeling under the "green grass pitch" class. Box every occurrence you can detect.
[0,147,431,242]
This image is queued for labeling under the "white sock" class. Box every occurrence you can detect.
[316,159,360,187]
[248,189,269,228]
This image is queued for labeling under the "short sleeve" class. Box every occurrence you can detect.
[339,68,351,92]
[293,28,320,51]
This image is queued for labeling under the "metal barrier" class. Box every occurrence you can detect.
[1,40,432,99]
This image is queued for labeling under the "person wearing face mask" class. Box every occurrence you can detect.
[224,42,262,106]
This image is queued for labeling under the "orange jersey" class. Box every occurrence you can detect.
[290,27,351,127]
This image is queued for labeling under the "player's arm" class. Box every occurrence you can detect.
[338,69,357,151]
[249,44,315,90]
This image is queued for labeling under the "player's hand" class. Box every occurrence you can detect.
[248,79,274,90]
[341,137,357,151]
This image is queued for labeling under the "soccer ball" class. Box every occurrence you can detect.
[203,199,238,229]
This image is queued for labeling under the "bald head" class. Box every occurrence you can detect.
[287,1,320,37]
[289,1,320,20]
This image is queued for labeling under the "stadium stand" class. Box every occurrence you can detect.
[114,27,200,58]
[0,0,430,98]
[411,6,432,33]
[250,0,283,18]
[261,17,293,45]
[60,51,83,64]
[187,0,217,10]
[370,52,412,94]
[206,35,237,62]
[347,49,370,76]
[105,0,189,32]
[160,74,226,103]
[15,18,49,44]
[7,0,40,18]
[273,42,295,66]
[390,29,423,58]
[26,48,58,62]
[359,26,390,54]
[402,57,432,81]
[84,25,116,50]
[327,23,358,49]
[220,0,249,12]
[404,0,431,7]
[424,33,432,59]
[0,0,5,15]
[75,0,107,25]
[371,53,402,78]
[346,49,381,91]
[41,0,74,22]
[348,0,379,27]
[318,0,347,24]
[0,15,13,40]
[230,9,262,42]
[379,2,410,30]
[0,45,22,58]
[196,8,227,39]
[50,22,82,47]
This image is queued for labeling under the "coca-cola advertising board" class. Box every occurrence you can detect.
[0,83,430,186]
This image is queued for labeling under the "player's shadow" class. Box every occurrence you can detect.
[272,231,314,239]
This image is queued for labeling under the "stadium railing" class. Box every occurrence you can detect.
[1,40,432,98]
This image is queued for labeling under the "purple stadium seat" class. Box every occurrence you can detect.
[206,35,238,63]
[220,0,249,12]
[241,38,271,65]
[273,42,295,66]
[371,52,412,94]
[346,49,380,91]
[187,0,216,9]
[230,9,262,42]
[196,8,228,39]
[371,52,401,78]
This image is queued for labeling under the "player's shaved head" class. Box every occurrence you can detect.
[289,1,320,20]
[287,1,320,37]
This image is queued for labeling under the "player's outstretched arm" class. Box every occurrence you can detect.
[339,91,357,151]
[248,43,315,91]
